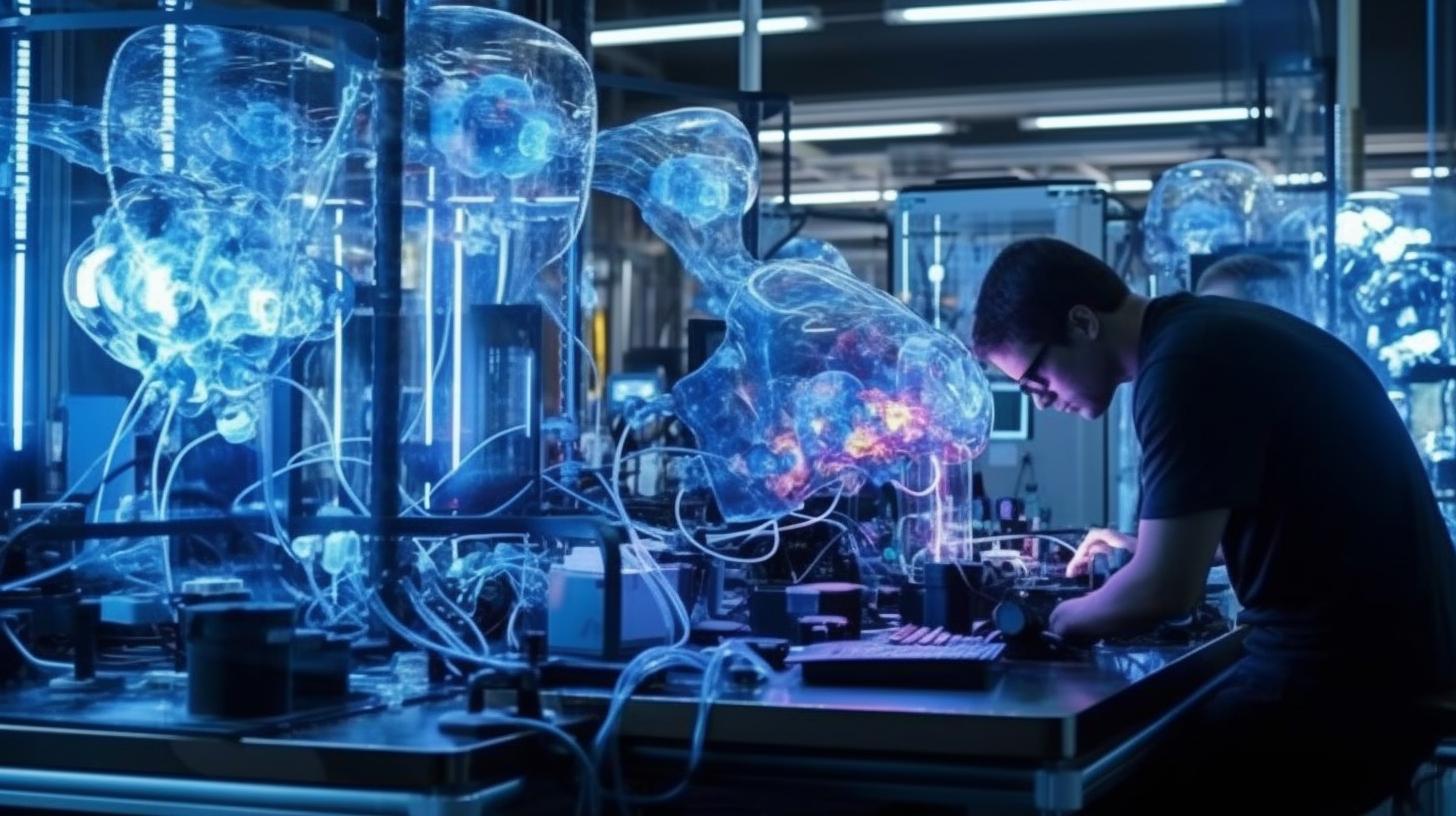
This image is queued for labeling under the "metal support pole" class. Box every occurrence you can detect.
[370,0,407,630]
[1335,0,1362,195]
[1323,59,1340,338]
[558,0,593,474]
[740,0,762,258]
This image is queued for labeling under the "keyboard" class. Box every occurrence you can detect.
[788,626,1005,690]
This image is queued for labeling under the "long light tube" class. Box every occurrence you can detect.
[769,189,899,206]
[888,0,1231,25]
[451,208,464,469]
[423,168,436,447]
[332,208,345,463]
[10,2,31,456]
[759,121,948,144]
[592,14,816,47]
[1022,106,1257,130]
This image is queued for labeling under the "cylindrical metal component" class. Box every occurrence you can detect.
[72,599,99,681]
[186,603,295,718]
[1335,0,1363,194]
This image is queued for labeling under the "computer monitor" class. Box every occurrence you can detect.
[989,381,1032,441]
[606,373,663,416]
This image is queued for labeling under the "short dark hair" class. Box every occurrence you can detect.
[970,237,1129,358]
[1196,253,1290,292]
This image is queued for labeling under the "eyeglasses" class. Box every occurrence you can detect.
[1016,343,1052,399]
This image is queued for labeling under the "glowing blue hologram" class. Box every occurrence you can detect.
[3,25,363,444]
[1336,198,1432,270]
[406,4,596,305]
[672,261,993,522]
[63,176,354,443]
[1143,159,1276,281]
[772,237,853,276]
[0,98,107,174]
[1352,251,1455,378]
[102,26,364,212]
[593,108,759,315]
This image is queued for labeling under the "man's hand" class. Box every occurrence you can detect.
[1065,527,1136,578]
[1048,509,1228,642]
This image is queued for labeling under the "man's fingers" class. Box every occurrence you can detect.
[1066,541,1113,578]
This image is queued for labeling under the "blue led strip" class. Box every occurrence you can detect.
[10,0,31,461]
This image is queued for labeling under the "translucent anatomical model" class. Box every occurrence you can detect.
[596,108,992,521]
[64,177,353,442]
[1336,198,1432,272]
[673,262,992,521]
[773,236,853,277]
[1353,251,1456,378]
[406,3,596,306]
[1143,159,1276,286]
[45,26,363,443]
[593,108,759,315]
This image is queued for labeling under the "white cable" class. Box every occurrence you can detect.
[91,379,152,523]
[969,533,1079,554]
[888,455,942,498]
[0,619,67,673]
[673,487,781,565]
[397,424,529,516]
[159,430,220,521]
[270,376,368,514]
[149,398,178,523]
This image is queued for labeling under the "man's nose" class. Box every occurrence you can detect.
[1033,392,1056,410]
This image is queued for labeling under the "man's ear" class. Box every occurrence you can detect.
[1066,305,1100,344]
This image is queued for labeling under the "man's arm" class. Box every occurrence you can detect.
[1048,508,1227,641]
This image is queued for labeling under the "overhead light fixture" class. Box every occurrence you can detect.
[1097,178,1154,193]
[1412,166,1452,179]
[592,14,818,47]
[887,0,1232,25]
[770,189,899,206]
[759,121,950,144]
[1021,106,1260,130]
[1272,171,1327,185]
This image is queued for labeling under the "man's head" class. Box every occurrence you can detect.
[970,238,1133,420]
[1196,253,1303,316]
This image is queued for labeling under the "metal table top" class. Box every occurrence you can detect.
[545,629,1246,763]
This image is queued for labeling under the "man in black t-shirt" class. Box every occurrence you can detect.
[970,237,1456,813]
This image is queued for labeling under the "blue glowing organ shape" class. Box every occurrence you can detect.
[593,108,759,315]
[1336,199,1432,268]
[1353,251,1455,377]
[407,5,596,304]
[773,237,853,276]
[1143,159,1276,277]
[63,177,353,443]
[673,261,993,522]
[103,26,364,210]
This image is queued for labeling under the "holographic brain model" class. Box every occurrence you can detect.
[1143,158,1277,281]
[1353,251,1455,378]
[773,236,853,277]
[406,4,596,306]
[673,261,993,521]
[594,108,991,521]
[593,108,759,315]
[53,26,362,443]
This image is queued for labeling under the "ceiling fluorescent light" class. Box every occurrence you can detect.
[1110,179,1154,193]
[1412,166,1452,179]
[760,121,949,144]
[888,0,1231,25]
[1021,106,1256,130]
[592,14,817,47]
[770,190,899,205]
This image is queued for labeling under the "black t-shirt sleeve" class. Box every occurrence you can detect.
[1136,355,1271,519]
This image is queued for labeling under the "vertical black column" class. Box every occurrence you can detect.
[558,0,593,475]
[371,0,407,629]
